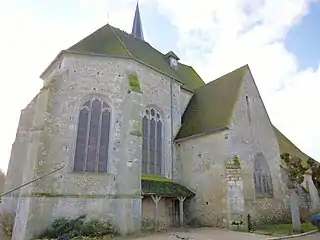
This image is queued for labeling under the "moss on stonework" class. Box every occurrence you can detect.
[29,192,141,199]
[127,72,142,93]
[41,82,51,90]
[130,130,142,137]
[141,174,195,198]
[225,155,241,169]
[130,120,142,137]
[301,186,309,193]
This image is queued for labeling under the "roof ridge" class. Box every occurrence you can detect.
[108,25,133,58]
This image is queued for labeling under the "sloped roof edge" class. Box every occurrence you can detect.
[176,65,248,139]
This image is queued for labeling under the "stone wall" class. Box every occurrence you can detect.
[2,94,38,216]
[179,89,193,118]
[141,197,175,231]
[7,52,185,239]
[302,173,320,210]
[225,167,246,230]
[228,71,288,224]
[175,130,231,228]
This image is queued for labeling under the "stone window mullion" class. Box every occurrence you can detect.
[147,115,151,174]
[84,101,93,172]
[95,100,103,172]
[74,98,111,173]
[142,107,163,176]
[253,152,273,197]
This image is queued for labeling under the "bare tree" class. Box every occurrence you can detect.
[307,158,320,196]
[281,153,311,232]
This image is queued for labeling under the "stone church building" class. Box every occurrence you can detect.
[2,3,319,240]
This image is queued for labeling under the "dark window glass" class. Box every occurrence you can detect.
[141,108,163,175]
[142,116,148,174]
[98,110,110,172]
[156,121,162,175]
[74,98,111,173]
[74,108,89,172]
[253,152,273,197]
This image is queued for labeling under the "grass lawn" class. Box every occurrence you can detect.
[254,222,318,236]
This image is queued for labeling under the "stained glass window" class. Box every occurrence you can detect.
[142,108,163,175]
[74,98,111,173]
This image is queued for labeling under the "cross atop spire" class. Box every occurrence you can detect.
[131,2,144,41]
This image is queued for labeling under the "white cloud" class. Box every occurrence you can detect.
[155,0,320,160]
[0,0,148,172]
[0,0,319,172]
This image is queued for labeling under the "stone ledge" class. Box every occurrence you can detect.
[19,193,142,199]
[265,229,319,240]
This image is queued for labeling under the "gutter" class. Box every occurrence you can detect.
[174,126,229,143]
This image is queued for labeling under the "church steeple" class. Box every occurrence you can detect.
[131,2,144,40]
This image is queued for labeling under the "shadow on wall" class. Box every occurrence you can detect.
[0,171,5,193]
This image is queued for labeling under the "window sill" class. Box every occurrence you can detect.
[255,194,274,199]
[69,171,116,176]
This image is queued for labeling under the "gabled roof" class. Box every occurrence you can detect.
[67,24,204,91]
[273,127,317,167]
[164,51,180,60]
[176,65,248,140]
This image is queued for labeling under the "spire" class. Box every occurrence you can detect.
[131,2,144,40]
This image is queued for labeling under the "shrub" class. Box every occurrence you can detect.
[39,215,114,239]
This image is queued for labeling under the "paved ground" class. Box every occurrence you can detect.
[121,228,320,240]
[294,232,320,240]
[124,228,267,240]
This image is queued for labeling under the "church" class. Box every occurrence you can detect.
[2,3,319,240]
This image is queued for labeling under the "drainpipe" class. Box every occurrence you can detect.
[170,79,174,180]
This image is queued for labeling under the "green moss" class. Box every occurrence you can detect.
[129,130,142,137]
[68,24,204,92]
[141,174,195,198]
[29,192,140,199]
[32,192,53,198]
[302,185,310,193]
[176,65,247,140]
[127,72,142,93]
[274,127,319,168]
[41,82,51,90]
[141,174,172,182]
[129,120,142,137]
[225,155,241,169]
[254,222,318,236]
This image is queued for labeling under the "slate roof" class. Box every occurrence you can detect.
[176,65,248,139]
[68,24,204,91]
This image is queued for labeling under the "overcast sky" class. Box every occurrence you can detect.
[1,0,320,172]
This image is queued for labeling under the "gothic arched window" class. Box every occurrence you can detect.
[142,108,163,175]
[253,152,274,197]
[73,98,111,173]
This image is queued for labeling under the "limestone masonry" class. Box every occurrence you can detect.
[1,3,319,240]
